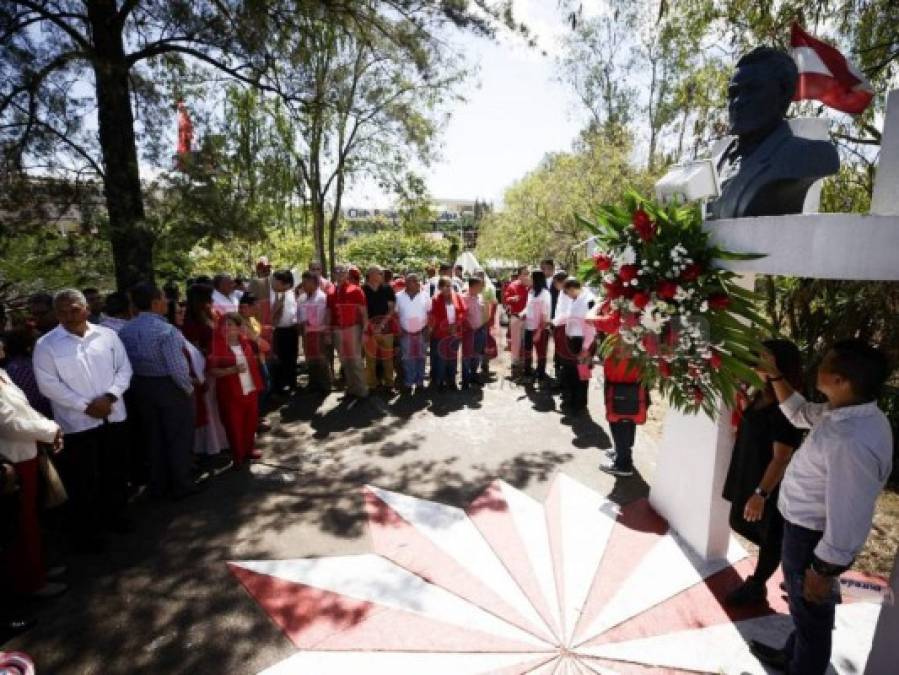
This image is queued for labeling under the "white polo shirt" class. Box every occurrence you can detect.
[34,323,133,434]
[297,288,329,332]
[396,290,431,333]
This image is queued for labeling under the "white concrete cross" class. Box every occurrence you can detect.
[649,90,899,673]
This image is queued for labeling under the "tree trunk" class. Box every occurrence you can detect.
[87,0,154,290]
[328,170,345,277]
[311,196,328,274]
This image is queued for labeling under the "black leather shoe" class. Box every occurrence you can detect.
[725,579,767,606]
[749,640,788,671]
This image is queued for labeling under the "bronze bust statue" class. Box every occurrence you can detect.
[707,47,840,220]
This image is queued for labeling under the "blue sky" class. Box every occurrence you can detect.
[345,0,606,208]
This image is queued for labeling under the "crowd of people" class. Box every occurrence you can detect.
[0,254,894,675]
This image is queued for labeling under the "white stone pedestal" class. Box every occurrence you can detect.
[864,548,899,673]
[649,408,736,559]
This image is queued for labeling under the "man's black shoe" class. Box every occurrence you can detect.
[725,579,767,606]
[749,640,788,671]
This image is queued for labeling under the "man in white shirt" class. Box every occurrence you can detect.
[752,339,893,675]
[395,273,431,391]
[549,270,569,384]
[557,278,595,415]
[297,271,332,393]
[34,289,133,549]
[212,273,242,313]
[270,270,299,394]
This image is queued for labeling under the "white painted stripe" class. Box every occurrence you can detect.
[792,46,833,77]
[499,480,564,637]
[369,485,555,642]
[576,658,619,675]
[233,555,551,649]
[259,650,551,675]
[575,532,746,644]
[579,602,879,674]
[524,657,560,674]
[549,474,619,645]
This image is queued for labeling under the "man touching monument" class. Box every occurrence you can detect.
[707,47,840,220]
[751,341,893,674]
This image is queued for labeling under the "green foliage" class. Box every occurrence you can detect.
[186,230,314,281]
[339,231,450,274]
[476,131,657,268]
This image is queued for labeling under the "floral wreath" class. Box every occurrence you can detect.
[579,191,768,416]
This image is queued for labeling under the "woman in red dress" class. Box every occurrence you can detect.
[207,313,263,468]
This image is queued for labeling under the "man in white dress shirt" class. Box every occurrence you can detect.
[752,339,893,675]
[212,273,242,313]
[556,278,595,415]
[297,271,332,393]
[270,270,299,394]
[395,273,431,391]
[34,289,133,549]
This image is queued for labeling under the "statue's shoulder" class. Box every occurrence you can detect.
[770,132,840,177]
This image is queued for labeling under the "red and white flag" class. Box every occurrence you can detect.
[790,23,874,114]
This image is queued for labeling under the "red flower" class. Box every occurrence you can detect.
[593,253,613,271]
[632,209,655,242]
[708,294,731,311]
[642,334,659,355]
[594,311,621,334]
[709,351,723,369]
[693,387,705,404]
[658,361,672,377]
[632,291,651,310]
[680,263,703,282]
[621,312,640,328]
[618,264,639,283]
[622,285,637,300]
[603,281,624,299]
[657,280,678,300]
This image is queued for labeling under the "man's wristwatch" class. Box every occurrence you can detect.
[754,487,769,500]
[811,556,848,577]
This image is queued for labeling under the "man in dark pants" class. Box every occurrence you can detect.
[118,284,197,500]
[33,289,134,548]
[270,270,299,394]
[558,278,594,415]
[753,340,893,674]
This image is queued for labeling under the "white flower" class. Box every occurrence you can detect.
[640,310,668,334]
[674,286,689,301]
[700,301,709,313]
[653,261,660,268]
[616,244,637,266]
[620,330,637,344]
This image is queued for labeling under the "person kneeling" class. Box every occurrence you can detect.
[208,314,264,469]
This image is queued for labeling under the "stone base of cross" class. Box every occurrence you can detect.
[649,90,899,673]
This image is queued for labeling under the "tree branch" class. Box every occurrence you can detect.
[13,0,91,51]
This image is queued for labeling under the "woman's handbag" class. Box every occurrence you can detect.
[38,447,68,510]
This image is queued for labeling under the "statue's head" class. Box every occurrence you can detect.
[728,47,798,136]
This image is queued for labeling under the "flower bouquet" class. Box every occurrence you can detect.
[578,191,769,417]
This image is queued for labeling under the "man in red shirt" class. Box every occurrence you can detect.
[502,266,530,375]
[328,264,368,399]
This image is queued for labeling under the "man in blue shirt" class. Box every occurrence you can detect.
[119,283,198,499]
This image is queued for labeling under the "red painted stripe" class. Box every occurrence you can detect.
[573,499,668,643]
[229,563,544,652]
[363,487,551,642]
[467,481,562,640]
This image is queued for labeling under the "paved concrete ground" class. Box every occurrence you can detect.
[7,363,661,675]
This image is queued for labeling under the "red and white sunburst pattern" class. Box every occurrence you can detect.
[230,474,882,674]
